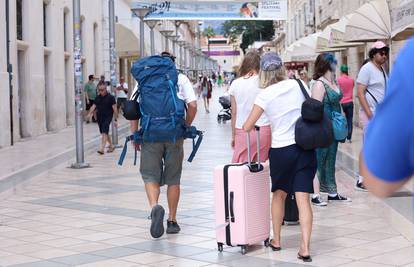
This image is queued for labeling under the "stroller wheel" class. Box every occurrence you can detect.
[217,117,222,123]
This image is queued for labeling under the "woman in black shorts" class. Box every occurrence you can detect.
[243,52,316,262]
[87,82,118,154]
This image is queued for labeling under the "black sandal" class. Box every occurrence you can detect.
[269,239,281,251]
[297,253,312,262]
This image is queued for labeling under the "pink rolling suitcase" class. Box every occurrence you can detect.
[214,126,270,255]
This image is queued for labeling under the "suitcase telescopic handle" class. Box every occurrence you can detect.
[246,126,261,167]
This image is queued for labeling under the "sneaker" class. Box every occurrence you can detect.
[355,181,368,191]
[311,195,328,206]
[150,205,165,238]
[166,220,181,234]
[328,194,352,202]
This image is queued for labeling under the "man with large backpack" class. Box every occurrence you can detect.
[130,52,197,238]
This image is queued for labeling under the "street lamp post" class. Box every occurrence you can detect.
[168,35,179,56]
[178,41,185,70]
[145,20,158,55]
[108,0,119,146]
[160,30,173,52]
[132,7,150,58]
[71,0,89,169]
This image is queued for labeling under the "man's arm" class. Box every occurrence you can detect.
[186,101,197,125]
[360,153,410,197]
[357,83,373,118]
[112,104,118,125]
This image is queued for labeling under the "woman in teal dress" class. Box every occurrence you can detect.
[311,53,351,202]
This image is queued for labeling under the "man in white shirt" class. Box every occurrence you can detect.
[130,52,197,238]
[356,41,389,191]
[116,77,129,114]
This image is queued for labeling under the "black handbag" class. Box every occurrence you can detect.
[122,90,141,121]
[294,79,334,150]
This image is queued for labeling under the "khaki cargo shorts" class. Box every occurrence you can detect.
[140,139,184,186]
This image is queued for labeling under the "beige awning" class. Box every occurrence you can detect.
[329,15,365,48]
[316,24,347,52]
[345,0,391,42]
[282,33,321,62]
[392,0,414,41]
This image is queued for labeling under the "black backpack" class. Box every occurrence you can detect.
[294,79,334,150]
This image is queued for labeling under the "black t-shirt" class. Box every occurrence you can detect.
[94,93,116,118]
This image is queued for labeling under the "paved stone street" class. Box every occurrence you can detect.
[0,88,413,267]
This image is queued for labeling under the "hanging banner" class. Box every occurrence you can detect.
[131,1,287,20]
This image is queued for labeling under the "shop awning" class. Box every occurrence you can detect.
[392,0,414,41]
[282,33,320,62]
[316,24,347,52]
[345,0,391,42]
[329,15,365,48]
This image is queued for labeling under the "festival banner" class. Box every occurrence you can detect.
[131,1,287,20]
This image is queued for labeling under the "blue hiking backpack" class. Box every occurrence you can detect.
[131,55,186,143]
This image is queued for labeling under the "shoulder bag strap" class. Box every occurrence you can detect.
[366,89,378,104]
[380,67,387,91]
[295,79,310,99]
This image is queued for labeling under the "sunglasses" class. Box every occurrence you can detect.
[378,51,388,56]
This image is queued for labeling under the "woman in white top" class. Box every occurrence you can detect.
[229,51,271,163]
[243,52,316,262]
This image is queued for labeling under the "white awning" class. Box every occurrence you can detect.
[345,0,391,42]
[282,33,321,62]
[392,0,414,41]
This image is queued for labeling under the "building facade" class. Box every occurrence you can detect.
[0,0,203,149]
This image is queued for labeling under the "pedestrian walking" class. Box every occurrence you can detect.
[360,38,413,197]
[116,76,129,114]
[229,50,271,163]
[87,82,118,154]
[356,41,389,191]
[243,52,316,262]
[312,53,351,202]
[130,51,197,238]
[84,74,97,123]
[201,76,210,113]
[217,74,223,88]
[337,65,355,143]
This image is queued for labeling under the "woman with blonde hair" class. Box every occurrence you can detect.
[244,52,316,262]
[229,50,271,163]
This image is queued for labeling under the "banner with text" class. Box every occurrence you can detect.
[131,1,287,20]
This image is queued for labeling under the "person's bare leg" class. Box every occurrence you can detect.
[203,97,208,111]
[167,185,180,221]
[271,190,287,247]
[145,182,161,208]
[295,192,313,256]
[105,132,114,152]
[99,134,105,152]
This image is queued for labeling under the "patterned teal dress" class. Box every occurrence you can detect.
[316,81,343,193]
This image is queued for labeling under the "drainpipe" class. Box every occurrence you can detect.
[6,0,14,145]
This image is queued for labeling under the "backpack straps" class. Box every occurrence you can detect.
[187,130,203,162]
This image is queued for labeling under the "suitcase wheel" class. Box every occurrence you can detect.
[264,238,270,247]
[241,245,247,255]
[217,243,223,252]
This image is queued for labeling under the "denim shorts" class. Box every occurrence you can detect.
[140,139,184,186]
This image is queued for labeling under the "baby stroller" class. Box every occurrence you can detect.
[217,95,231,123]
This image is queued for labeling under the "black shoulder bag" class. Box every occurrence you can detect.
[122,90,141,121]
[294,79,334,150]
